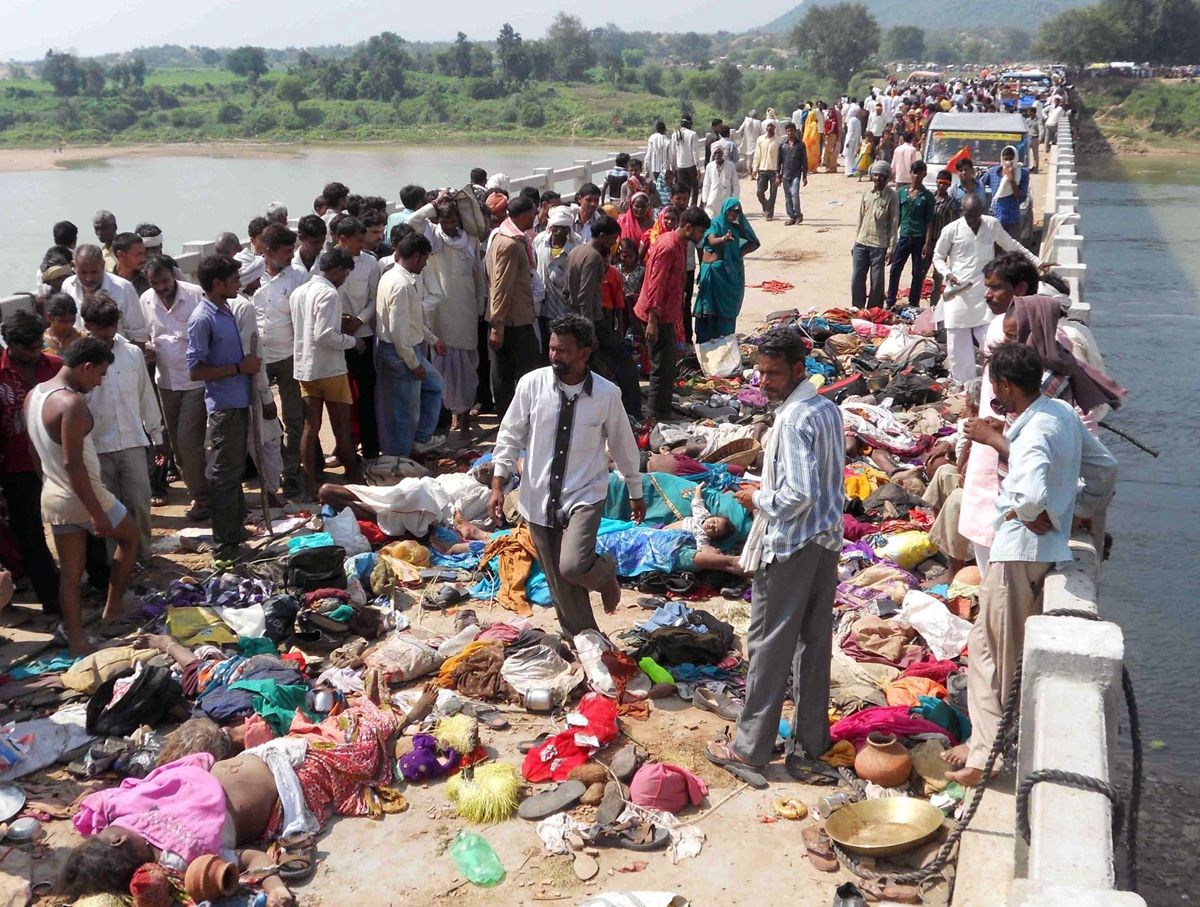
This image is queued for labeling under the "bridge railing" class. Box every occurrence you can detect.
[1010,123,1144,906]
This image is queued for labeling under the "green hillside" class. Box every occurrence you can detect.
[761,0,1096,33]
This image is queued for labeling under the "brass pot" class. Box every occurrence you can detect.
[825,796,946,857]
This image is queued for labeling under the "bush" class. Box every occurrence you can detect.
[467,78,506,100]
[518,101,545,128]
[216,102,243,123]
[103,104,138,131]
[296,106,325,126]
[247,108,279,132]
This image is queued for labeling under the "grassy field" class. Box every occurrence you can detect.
[0,66,720,148]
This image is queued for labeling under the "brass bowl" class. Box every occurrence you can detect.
[824,797,946,857]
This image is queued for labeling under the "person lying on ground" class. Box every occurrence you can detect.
[60,695,411,906]
[663,488,735,549]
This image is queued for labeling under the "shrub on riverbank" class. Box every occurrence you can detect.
[1086,78,1200,143]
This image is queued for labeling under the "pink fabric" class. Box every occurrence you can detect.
[521,693,619,782]
[74,753,229,864]
[843,514,875,541]
[900,659,959,684]
[830,705,959,749]
[957,316,1006,547]
[496,217,536,267]
[476,620,530,645]
[630,762,708,813]
[618,196,652,247]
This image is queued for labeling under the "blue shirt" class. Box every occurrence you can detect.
[979,165,1028,226]
[950,181,987,209]
[186,297,250,413]
[752,381,845,562]
[991,396,1117,564]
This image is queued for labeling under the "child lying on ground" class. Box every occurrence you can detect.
[666,490,734,549]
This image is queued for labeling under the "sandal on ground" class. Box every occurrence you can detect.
[517,732,552,754]
[150,494,168,507]
[802,824,840,872]
[705,739,768,789]
[460,700,509,729]
[784,753,841,785]
[587,819,669,851]
[422,584,468,611]
[637,596,668,610]
[518,780,586,821]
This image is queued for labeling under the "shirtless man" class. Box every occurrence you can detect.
[24,336,139,654]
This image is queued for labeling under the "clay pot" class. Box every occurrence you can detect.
[184,854,239,902]
[853,732,913,788]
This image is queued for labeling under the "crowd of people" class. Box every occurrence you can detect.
[0,70,1129,906]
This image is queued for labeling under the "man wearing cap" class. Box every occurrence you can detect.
[850,161,899,309]
[533,206,579,360]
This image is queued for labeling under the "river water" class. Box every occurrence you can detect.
[0,144,1196,779]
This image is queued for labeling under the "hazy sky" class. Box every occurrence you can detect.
[3,0,798,62]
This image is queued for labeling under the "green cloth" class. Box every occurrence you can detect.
[694,197,759,330]
[604,472,752,553]
[238,636,278,656]
[227,679,312,735]
[325,604,355,623]
[897,186,935,238]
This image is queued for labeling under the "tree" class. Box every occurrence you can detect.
[546,13,596,81]
[882,26,925,61]
[452,32,474,78]
[495,23,531,87]
[43,50,82,97]
[82,61,106,98]
[642,64,665,96]
[1147,0,1200,63]
[130,57,147,86]
[226,46,268,81]
[602,52,625,88]
[712,60,743,114]
[199,48,222,66]
[1033,8,1126,66]
[791,3,880,88]
[276,74,307,111]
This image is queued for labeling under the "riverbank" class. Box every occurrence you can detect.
[1079,78,1200,157]
[0,137,631,173]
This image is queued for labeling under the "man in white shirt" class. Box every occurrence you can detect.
[81,294,163,567]
[375,234,447,459]
[945,342,1116,786]
[701,145,740,217]
[890,131,921,186]
[142,258,210,520]
[1045,97,1064,150]
[738,110,764,166]
[292,215,327,277]
[328,216,381,461]
[667,115,704,206]
[932,196,1042,382]
[645,121,671,182]
[249,224,308,497]
[290,249,365,499]
[63,245,148,344]
[488,314,644,638]
[867,101,887,138]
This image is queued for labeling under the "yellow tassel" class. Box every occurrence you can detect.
[434,713,479,755]
[446,762,521,824]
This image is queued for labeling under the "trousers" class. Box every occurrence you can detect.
[592,319,642,419]
[783,176,803,220]
[159,386,210,503]
[646,321,676,419]
[98,447,153,564]
[965,560,1053,769]
[489,323,540,420]
[527,503,614,638]
[886,234,929,307]
[0,472,60,612]
[733,541,839,766]
[208,407,249,557]
[345,343,379,459]
[946,324,989,383]
[264,357,302,494]
[850,243,887,309]
[375,342,444,457]
[755,172,778,218]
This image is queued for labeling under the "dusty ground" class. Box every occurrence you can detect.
[0,161,1049,905]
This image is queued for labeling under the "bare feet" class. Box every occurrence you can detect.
[600,578,621,614]
[944,765,987,786]
[942,743,968,769]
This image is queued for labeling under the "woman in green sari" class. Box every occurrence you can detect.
[693,197,761,343]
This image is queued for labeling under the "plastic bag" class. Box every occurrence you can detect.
[871,531,938,570]
[897,590,972,661]
[874,326,911,361]
[695,335,742,377]
[574,629,617,697]
[363,633,444,683]
[324,507,370,557]
[500,644,580,702]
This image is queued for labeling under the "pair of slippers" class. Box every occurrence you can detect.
[423,584,469,611]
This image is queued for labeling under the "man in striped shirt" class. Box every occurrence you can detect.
[706,329,846,787]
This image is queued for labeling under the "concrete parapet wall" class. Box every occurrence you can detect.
[1009,125,1144,905]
